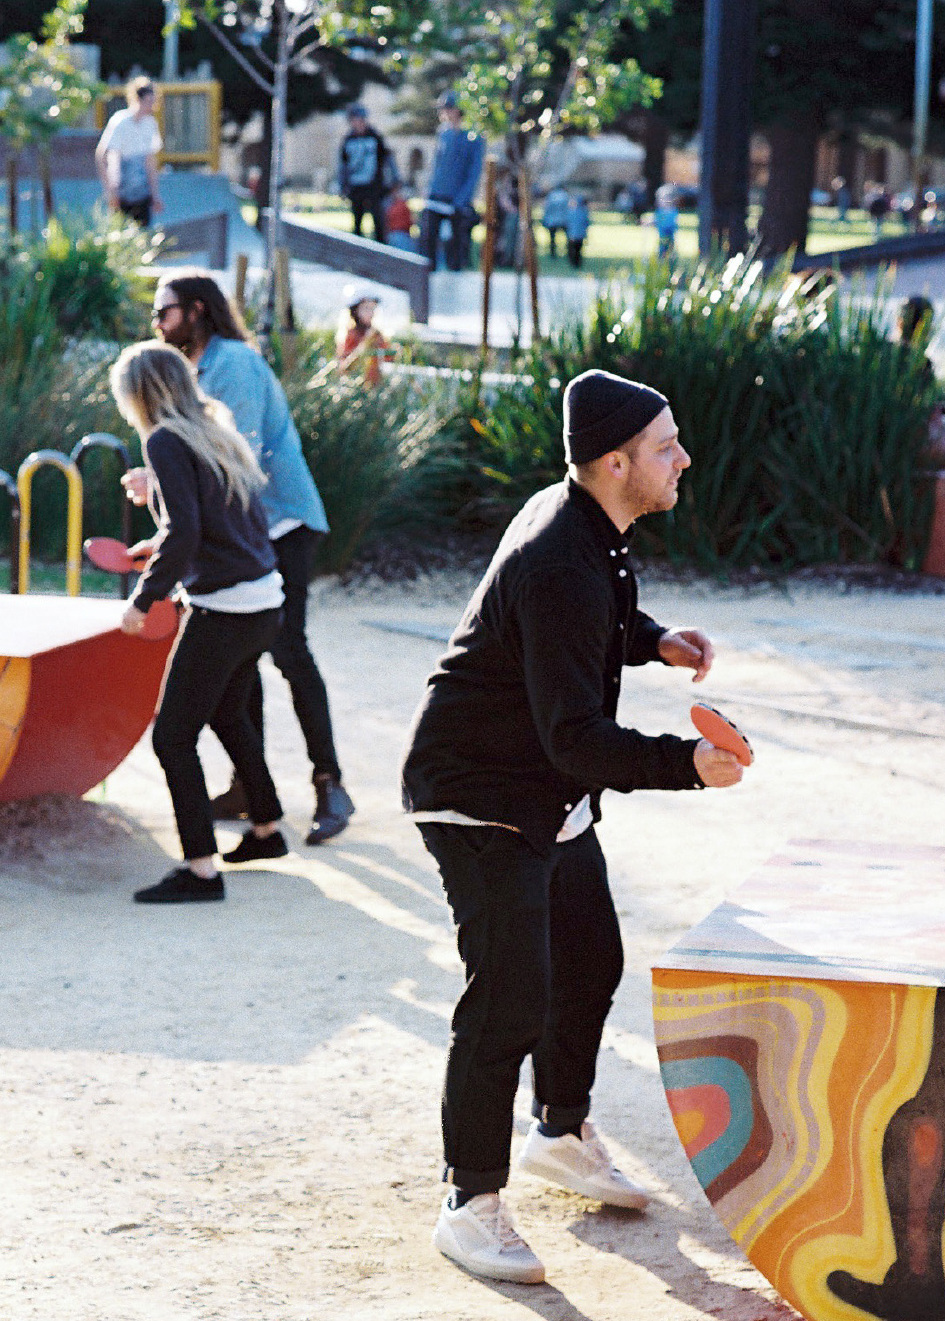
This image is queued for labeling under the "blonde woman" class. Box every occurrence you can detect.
[111,341,288,903]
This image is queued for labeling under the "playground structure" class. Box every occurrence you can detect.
[0,440,177,803]
[653,838,945,1321]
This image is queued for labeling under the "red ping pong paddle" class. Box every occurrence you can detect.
[690,702,754,767]
[137,598,179,642]
[84,536,148,575]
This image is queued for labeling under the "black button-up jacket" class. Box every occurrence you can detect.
[401,477,702,855]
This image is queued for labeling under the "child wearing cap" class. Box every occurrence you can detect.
[336,283,390,386]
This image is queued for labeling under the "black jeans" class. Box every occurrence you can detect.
[119,197,151,226]
[418,823,624,1195]
[419,203,472,271]
[153,606,283,861]
[246,525,341,784]
[348,186,386,243]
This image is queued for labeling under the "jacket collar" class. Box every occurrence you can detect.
[565,475,633,556]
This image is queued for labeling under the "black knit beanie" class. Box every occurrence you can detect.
[563,369,668,465]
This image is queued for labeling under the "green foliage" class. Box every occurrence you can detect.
[284,352,464,575]
[0,0,101,150]
[0,217,152,560]
[463,256,938,571]
[31,216,154,339]
[0,258,132,560]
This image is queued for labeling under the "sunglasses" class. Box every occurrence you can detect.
[151,303,181,323]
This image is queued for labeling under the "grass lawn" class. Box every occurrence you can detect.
[1,561,120,596]
[282,192,910,280]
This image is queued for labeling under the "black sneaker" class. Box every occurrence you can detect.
[210,778,249,821]
[134,867,225,904]
[306,779,355,846]
[221,829,289,865]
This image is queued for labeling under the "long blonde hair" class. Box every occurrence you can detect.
[110,341,265,510]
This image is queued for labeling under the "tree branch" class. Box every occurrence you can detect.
[288,37,327,69]
[288,14,320,43]
[196,13,274,95]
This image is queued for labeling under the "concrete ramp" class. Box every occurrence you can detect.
[4,171,264,266]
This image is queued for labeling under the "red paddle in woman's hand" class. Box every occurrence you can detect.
[138,598,179,641]
[83,537,148,575]
[690,702,754,767]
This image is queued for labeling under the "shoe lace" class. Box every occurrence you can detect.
[478,1197,528,1251]
[581,1122,620,1174]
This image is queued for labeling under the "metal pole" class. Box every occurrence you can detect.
[163,0,180,81]
[913,0,934,207]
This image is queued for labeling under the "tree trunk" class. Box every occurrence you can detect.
[837,131,858,205]
[40,148,53,222]
[640,110,669,207]
[758,118,820,256]
[260,0,289,347]
[7,155,17,234]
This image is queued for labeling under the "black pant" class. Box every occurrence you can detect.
[153,606,283,861]
[246,525,341,785]
[119,197,151,226]
[418,823,624,1195]
[419,204,471,271]
[567,237,584,268]
[348,186,386,244]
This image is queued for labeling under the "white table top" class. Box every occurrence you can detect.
[1,594,126,657]
[654,838,945,988]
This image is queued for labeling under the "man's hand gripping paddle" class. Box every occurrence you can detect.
[690,701,754,767]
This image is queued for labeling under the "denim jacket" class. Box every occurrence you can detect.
[197,335,329,535]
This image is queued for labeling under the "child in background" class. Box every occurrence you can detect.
[565,193,590,268]
[653,184,679,258]
[385,184,415,252]
[541,185,569,258]
[336,281,390,387]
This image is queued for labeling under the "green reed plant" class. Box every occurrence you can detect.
[464,254,937,571]
[286,354,464,575]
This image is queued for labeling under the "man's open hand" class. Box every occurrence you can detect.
[658,627,714,682]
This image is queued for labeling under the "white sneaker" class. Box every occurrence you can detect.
[517,1119,650,1210]
[433,1192,546,1284]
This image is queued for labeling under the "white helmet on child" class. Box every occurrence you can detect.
[342,279,382,309]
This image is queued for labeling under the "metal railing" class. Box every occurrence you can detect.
[70,433,134,597]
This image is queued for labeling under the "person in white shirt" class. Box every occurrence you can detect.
[95,77,164,226]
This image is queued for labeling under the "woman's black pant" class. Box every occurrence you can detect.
[418,822,624,1195]
[153,605,284,861]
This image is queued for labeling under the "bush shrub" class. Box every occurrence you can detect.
[285,351,464,575]
[0,251,137,561]
[464,256,937,571]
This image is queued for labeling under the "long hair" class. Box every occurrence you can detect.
[110,341,265,510]
[158,269,253,344]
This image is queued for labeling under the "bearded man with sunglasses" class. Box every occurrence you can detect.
[123,270,355,846]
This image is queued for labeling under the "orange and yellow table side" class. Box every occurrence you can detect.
[653,840,945,1321]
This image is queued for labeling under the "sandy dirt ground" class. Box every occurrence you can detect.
[1,569,944,1321]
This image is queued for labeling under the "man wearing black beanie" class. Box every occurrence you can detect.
[401,368,746,1284]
